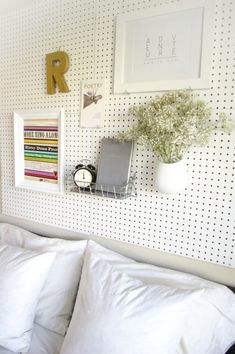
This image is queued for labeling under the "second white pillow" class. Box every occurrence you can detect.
[61,243,201,354]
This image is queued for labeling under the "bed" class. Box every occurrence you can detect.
[0,216,235,354]
[0,324,64,354]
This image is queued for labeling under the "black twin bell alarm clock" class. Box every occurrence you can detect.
[72,160,97,189]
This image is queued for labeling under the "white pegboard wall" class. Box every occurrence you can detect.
[0,0,234,267]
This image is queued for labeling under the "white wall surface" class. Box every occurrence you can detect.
[0,0,234,268]
[0,0,45,14]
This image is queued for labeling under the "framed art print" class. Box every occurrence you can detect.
[113,0,214,93]
[14,109,64,194]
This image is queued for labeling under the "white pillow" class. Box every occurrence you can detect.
[0,243,55,353]
[61,242,201,354]
[69,241,235,354]
[27,323,64,354]
[0,223,87,335]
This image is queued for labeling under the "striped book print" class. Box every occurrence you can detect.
[24,139,58,145]
[25,169,57,180]
[24,144,58,153]
[24,119,59,183]
[24,126,58,131]
[25,156,58,163]
[24,131,58,139]
[24,160,58,172]
[24,152,58,159]
[25,175,58,184]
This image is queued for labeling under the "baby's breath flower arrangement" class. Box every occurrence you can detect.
[118,90,233,163]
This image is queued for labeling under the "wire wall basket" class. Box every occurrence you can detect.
[68,175,137,200]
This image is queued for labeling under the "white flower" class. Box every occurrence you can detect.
[117,90,233,163]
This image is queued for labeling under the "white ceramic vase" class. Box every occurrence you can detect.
[155,159,187,194]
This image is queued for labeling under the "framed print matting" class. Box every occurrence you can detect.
[14,109,64,194]
[113,0,214,93]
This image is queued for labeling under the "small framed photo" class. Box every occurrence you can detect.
[80,80,105,128]
[113,0,214,93]
[14,109,64,194]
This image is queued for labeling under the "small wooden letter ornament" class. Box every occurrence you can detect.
[46,51,70,94]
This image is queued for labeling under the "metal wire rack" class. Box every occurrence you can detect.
[68,175,137,199]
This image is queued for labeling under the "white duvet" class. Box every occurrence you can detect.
[0,323,64,354]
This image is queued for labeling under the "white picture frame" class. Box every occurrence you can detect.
[14,109,64,194]
[113,0,214,94]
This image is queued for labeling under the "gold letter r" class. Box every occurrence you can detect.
[46,51,70,94]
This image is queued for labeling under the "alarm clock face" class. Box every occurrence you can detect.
[74,168,93,188]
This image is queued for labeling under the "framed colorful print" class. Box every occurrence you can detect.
[14,109,64,194]
[113,0,214,93]
[80,80,105,128]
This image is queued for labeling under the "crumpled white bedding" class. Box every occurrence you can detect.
[0,323,64,354]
